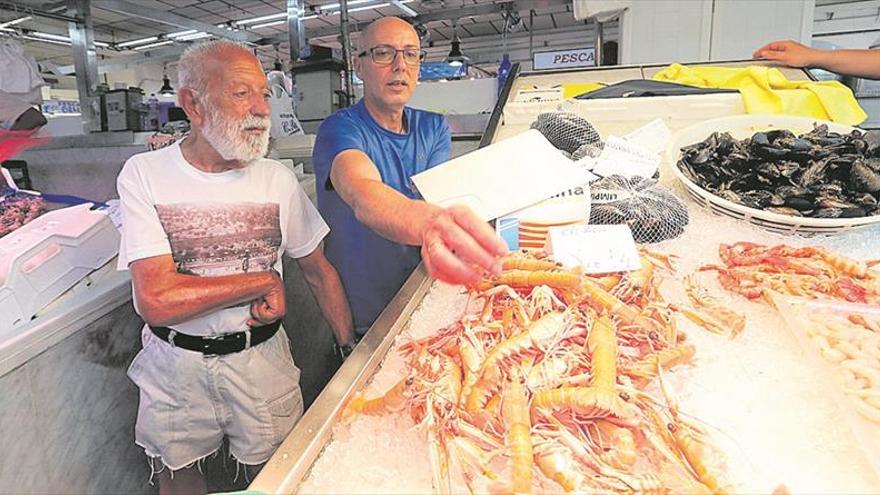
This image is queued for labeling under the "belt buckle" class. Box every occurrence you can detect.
[202,333,227,357]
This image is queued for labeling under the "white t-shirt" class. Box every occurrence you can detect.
[117,140,329,337]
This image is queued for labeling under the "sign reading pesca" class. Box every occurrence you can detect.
[532,48,596,70]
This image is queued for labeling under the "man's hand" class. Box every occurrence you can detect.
[420,205,508,286]
[247,272,286,327]
[753,40,818,68]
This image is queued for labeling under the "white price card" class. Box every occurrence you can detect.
[591,136,660,180]
[624,118,671,155]
[546,224,641,274]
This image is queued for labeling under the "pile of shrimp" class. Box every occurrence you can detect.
[699,241,880,306]
[345,250,733,494]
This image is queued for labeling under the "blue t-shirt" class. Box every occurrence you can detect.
[313,100,451,333]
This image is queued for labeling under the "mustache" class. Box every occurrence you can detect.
[238,115,270,131]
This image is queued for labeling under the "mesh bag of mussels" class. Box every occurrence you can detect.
[530,112,690,243]
[530,111,604,160]
[589,175,689,243]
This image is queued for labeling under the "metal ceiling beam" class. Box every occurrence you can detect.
[259,0,569,46]
[390,0,417,18]
[0,1,80,22]
[66,0,99,132]
[56,44,186,75]
[92,0,260,43]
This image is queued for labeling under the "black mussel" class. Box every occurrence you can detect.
[766,129,796,143]
[850,161,880,193]
[777,161,801,178]
[751,132,770,147]
[767,206,803,216]
[799,159,830,188]
[740,190,774,208]
[854,192,879,207]
[777,184,813,198]
[817,197,855,209]
[789,138,813,153]
[840,206,867,218]
[863,130,880,155]
[755,146,788,159]
[802,124,829,143]
[813,208,843,218]
[784,196,815,211]
[755,162,781,177]
[690,148,714,165]
[819,137,847,148]
[852,139,867,155]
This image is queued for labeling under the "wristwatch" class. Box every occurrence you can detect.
[334,341,356,360]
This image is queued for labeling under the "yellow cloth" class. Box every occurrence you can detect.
[561,82,605,99]
[652,64,867,126]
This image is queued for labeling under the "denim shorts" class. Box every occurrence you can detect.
[127,325,304,471]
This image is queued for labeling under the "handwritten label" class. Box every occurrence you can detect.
[624,118,671,155]
[591,136,659,179]
[546,224,641,274]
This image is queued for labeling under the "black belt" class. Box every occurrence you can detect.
[150,320,281,356]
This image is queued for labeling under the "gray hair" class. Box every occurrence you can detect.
[177,39,252,96]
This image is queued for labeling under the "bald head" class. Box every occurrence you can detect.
[360,16,418,50]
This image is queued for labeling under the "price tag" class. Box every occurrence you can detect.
[624,118,671,155]
[591,136,659,179]
[546,224,641,274]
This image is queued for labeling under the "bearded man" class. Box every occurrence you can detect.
[116,40,353,494]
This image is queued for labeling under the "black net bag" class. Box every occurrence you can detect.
[589,175,689,243]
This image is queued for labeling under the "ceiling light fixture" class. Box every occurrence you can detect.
[118,35,158,48]
[22,35,70,46]
[177,32,212,41]
[348,3,390,12]
[159,65,175,97]
[445,38,466,66]
[167,29,198,38]
[235,12,287,25]
[134,39,173,50]
[251,15,317,30]
[30,31,71,42]
[176,31,212,41]
[0,16,31,29]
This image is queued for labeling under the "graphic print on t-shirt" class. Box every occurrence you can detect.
[156,202,281,276]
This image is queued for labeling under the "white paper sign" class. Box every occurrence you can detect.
[624,118,671,155]
[547,224,641,274]
[412,130,585,221]
[591,136,660,179]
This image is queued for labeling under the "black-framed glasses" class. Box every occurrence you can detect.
[358,45,426,66]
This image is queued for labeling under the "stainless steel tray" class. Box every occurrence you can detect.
[250,265,432,493]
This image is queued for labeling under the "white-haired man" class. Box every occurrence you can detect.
[117,40,353,494]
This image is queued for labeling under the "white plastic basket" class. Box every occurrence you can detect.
[666,114,880,235]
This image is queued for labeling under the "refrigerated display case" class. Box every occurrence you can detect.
[251,60,880,494]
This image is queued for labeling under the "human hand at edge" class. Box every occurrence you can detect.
[247,272,287,327]
[420,204,508,286]
[753,40,818,68]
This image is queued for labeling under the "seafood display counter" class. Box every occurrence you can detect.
[252,62,880,494]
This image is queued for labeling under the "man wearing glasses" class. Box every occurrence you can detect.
[313,17,507,348]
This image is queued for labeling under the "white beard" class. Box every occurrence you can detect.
[201,108,270,163]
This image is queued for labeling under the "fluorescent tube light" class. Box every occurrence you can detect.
[118,36,158,47]
[134,40,173,50]
[0,16,31,29]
